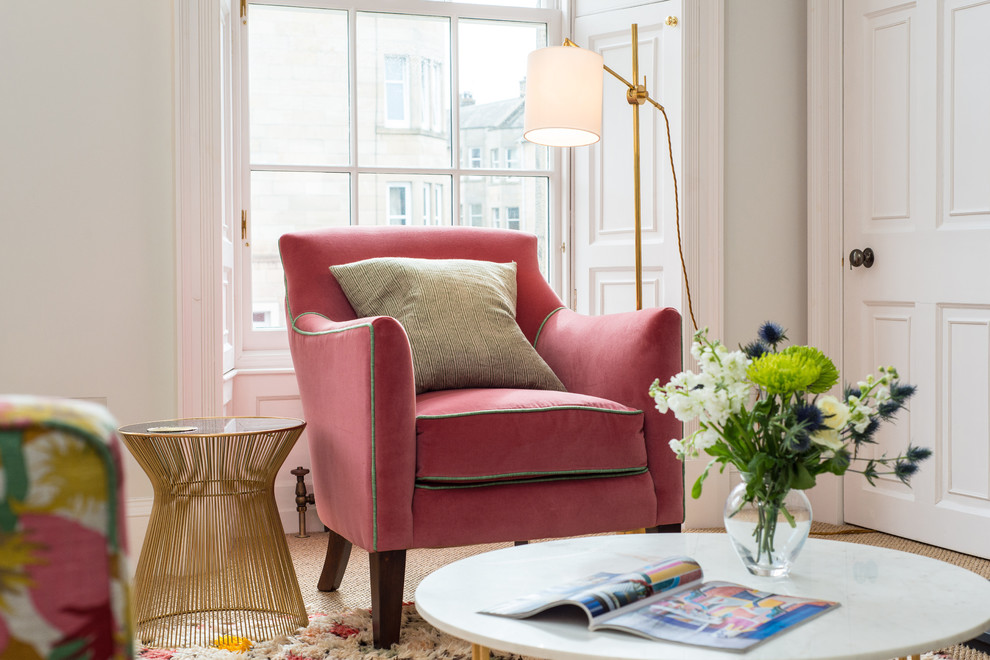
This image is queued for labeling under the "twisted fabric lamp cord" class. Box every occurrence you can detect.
[648,96,698,332]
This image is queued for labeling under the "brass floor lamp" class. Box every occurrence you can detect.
[523,23,697,330]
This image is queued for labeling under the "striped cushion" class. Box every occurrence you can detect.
[330,257,566,394]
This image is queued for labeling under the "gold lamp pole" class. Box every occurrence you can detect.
[524,24,696,328]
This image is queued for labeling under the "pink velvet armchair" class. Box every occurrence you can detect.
[279,225,683,648]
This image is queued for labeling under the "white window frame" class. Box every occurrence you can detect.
[177,0,725,409]
[468,147,482,168]
[229,0,568,362]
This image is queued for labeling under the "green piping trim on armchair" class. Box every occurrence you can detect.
[417,405,642,420]
[415,466,649,490]
[533,306,566,347]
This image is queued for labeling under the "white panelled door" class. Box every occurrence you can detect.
[571,1,682,315]
[843,0,990,558]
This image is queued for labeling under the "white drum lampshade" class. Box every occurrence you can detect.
[523,45,604,147]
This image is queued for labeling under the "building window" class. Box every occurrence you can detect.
[434,183,443,225]
[492,207,501,227]
[388,183,411,225]
[420,59,431,129]
[468,203,483,226]
[505,147,518,169]
[384,55,409,127]
[240,1,558,346]
[507,206,520,230]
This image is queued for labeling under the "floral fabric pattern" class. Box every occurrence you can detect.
[0,395,132,659]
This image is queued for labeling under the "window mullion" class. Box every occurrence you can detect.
[450,12,461,225]
[348,7,360,226]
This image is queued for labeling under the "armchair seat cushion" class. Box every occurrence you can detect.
[414,388,647,487]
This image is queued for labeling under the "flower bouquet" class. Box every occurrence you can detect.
[649,322,931,575]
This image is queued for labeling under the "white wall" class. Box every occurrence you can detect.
[724,1,808,348]
[0,1,174,555]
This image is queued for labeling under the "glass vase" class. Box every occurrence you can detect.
[723,481,812,577]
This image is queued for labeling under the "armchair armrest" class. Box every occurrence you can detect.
[535,307,684,524]
[288,312,417,551]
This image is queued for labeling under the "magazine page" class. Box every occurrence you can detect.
[593,581,839,652]
[481,556,703,620]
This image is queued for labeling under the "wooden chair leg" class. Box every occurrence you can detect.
[514,540,529,546]
[370,549,407,649]
[317,529,352,591]
[646,523,682,533]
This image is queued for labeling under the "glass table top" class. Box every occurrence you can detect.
[118,416,305,436]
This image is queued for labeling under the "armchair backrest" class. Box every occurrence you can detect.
[279,226,565,343]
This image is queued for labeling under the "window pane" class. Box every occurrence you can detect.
[424,0,547,7]
[459,20,548,170]
[249,6,349,166]
[357,13,451,168]
[250,171,350,329]
[459,175,549,275]
[358,174,452,225]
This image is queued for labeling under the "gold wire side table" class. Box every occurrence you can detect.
[119,417,308,648]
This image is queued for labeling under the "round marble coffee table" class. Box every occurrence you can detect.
[415,534,990,660]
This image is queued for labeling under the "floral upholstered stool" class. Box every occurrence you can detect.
[0,395,133,660]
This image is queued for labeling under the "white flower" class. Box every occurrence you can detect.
[667,390,705,422]
[721,351,751,383]
[846,395,875,433]
[693,428,721,451]
[817,395,850,430]
[700,388,732,427]
[810,428,844,451]
[669,438,687,458]
[653,395,669,415]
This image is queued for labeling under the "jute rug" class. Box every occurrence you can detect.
[136,523,989,660]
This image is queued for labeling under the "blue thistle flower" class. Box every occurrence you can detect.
[794,403,825,431]
[757,321,787,347]
[906,445,932,462]
[785,403,823,453]
[850,418,881,447]
[844,385,862,399]
[742,341,769,359]
[785,433,812,453]
[877,399,903,419]
[894,460,919,484]
[891,383,917,401]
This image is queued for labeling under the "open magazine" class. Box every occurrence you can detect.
[480,556,839,652]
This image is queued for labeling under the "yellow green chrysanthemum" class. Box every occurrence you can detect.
[747,345,838,395]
